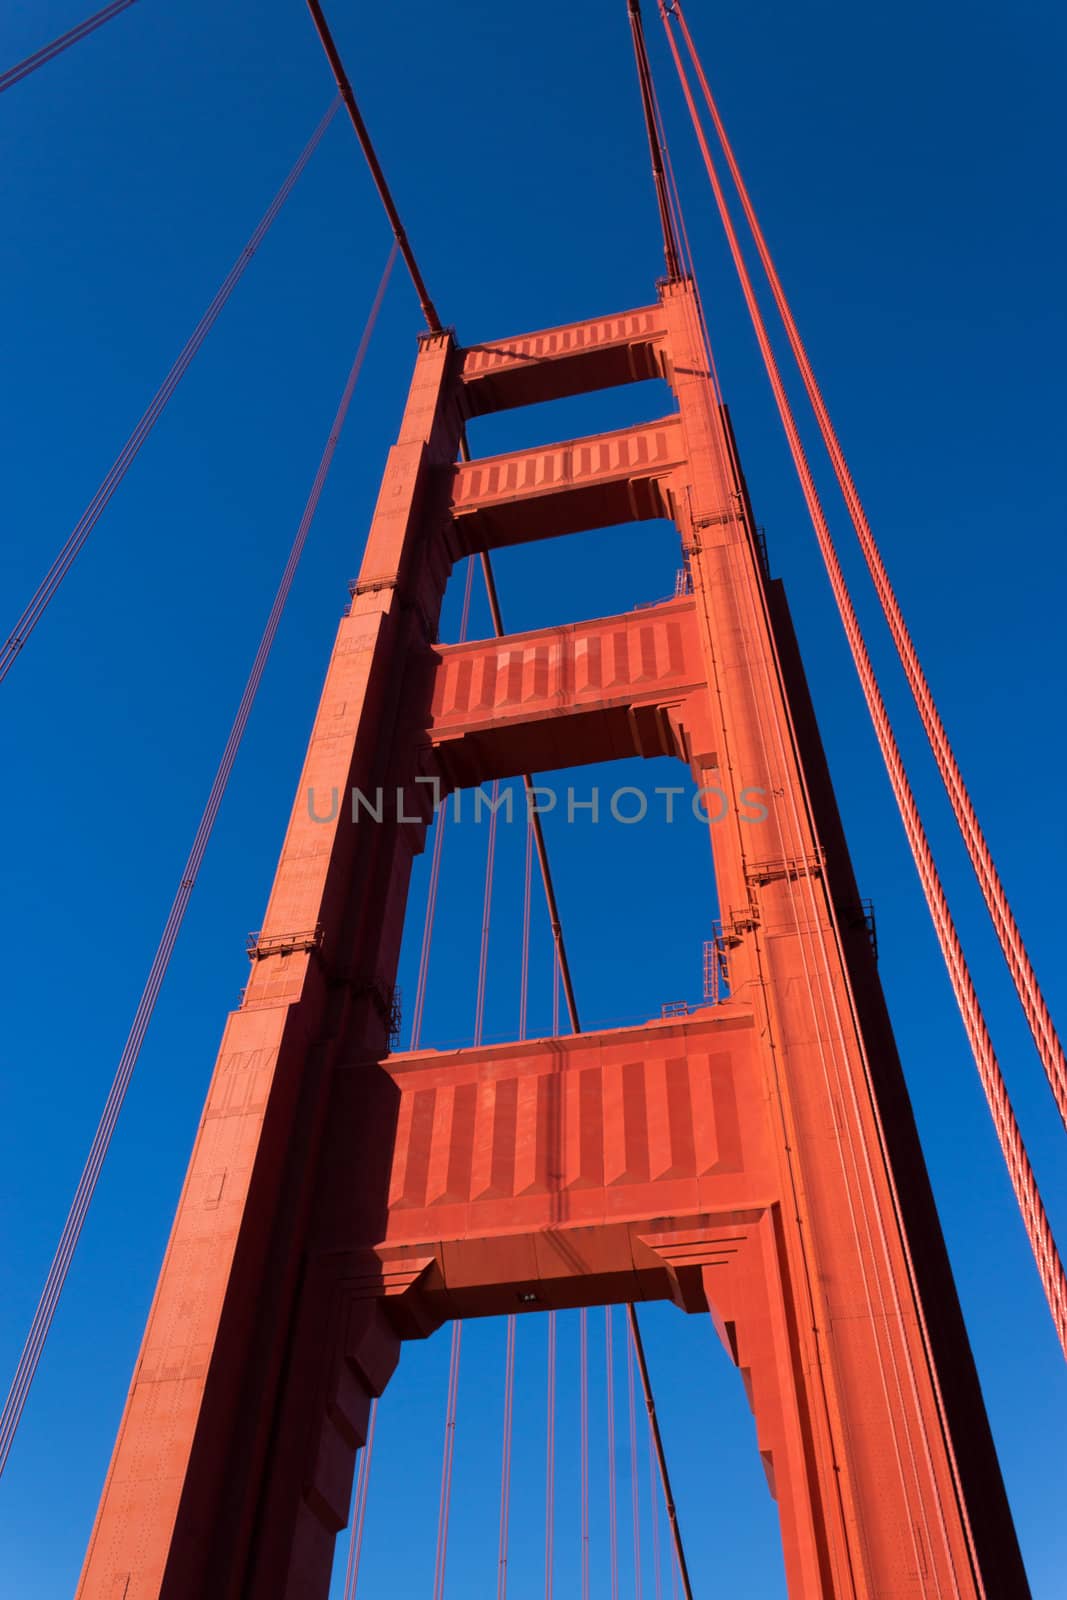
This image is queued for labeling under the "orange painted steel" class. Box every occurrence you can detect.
[666,0,1067,1134]
[78,284,1029,1598]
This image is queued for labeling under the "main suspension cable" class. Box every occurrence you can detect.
[0,0,137,95]
[0,100,340,685]
[304,1,441,332]
[0,244,397,1478]
[626,0,682,280]
[666,0,1067,1136]
[659,10,1067,1358]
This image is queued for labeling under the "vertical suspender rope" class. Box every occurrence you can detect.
[341,1397,378,1600]
[606,1307,620,1600]
[433,1322,463,1600]
[627,1306,695,1600]
[472,541,582,1035]
[545,1309,557,1600]
[0,101,340,685]
[409,558,476,1051]
[647,1379,664,1600]
[667,0,1067,1134]
[627,1319,643,1600]
[519,811,534,1041]
[473,778,502,1046]
[408,807,447,1052]
[659,7,1067,1359]
[0,0,138,95]
[420,555,485,1598]
[497,1313,517,1599]
[0,244,397,1478]
[580,1307,591,1600]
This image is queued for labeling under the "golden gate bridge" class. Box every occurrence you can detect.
[0,3,1063,1596]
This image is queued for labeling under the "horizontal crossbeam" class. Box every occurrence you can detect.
[460,304,668,415]
[447,415,684,553]
[428,596,703,786]
[324,1005,770,1323]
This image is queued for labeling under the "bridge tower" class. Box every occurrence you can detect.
[77,276,1029,1598]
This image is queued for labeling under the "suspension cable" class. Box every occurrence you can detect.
[606,1308,620,1600]
[0,100,340,686]
[545,1310,557,1600]
[497,1315,518,1599]
[474,778,501,1046]
[666,0,1067,1137]
[304,1,441,332]
[0,0,137,94]
[0,244,397,1478]
[342,1397,378,1600]
[659,10,1067,1358]
[626,0,682,280]
[472,543,582,1034]
[626,1316,643,1600]
[433,1321,462,1600]
[519,810,534,1040]
[409,803,447,1051]
[580,1307,591,1600]
[409,558,476,1051]
[646,1362,664,1600]
[627,1306,695,1600]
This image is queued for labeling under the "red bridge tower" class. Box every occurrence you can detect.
[78,277,1029,1598]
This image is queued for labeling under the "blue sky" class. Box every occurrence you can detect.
[0,0,1064,1595]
